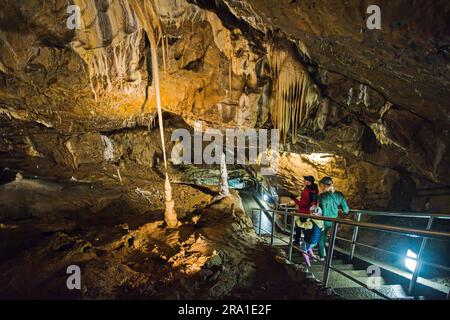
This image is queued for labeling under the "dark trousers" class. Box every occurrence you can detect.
[294,225,302,245]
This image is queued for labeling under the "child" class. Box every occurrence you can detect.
[296,205,324,268]
[291,176,319,246]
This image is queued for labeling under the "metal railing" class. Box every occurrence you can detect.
[348,209,450,295]
[251,207,450,299]
[255,180,279,207]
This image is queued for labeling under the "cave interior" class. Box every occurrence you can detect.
[0,0,449,300]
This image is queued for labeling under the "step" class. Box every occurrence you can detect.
[311,263,355,272]
[288,252,346,266]
[311,259,346,266]
[339,270,372,278]
[312,268,370,279]
[334,284,410,300]
[313,275,386,289]
[315,275,386,289]
[309,269,387,289]
[333,246,449,299]
[290,258,348,268]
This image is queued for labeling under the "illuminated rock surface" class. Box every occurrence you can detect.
[0,0,449,299]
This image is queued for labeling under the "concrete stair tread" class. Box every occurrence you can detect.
[312,269,371,278]
[334,284,410,300]
[311,259,345,265]
[309,268,387,288]
[314,276,386,289]
[273,243,436,299]
[311,263,355,271]
[338,270,371,278]
[289,254,346,267]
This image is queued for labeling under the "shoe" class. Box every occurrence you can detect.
[306,271,315,280]
[307,249,319,261]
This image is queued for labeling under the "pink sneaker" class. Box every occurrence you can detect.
[302,252,311,267]
[308,249,319,261]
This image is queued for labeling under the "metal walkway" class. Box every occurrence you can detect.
[249,206,450,300]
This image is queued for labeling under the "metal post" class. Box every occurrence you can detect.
[258,209,262,236]
[284,211,288,231]
[271,211,275,245]
[408,217,434,295]
[288,216,295,261]
[349,212,361,262]
[323,222,339,287]
[251,209,255,228]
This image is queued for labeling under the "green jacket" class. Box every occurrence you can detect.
[319,191,349,218]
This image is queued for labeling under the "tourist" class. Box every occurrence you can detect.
[290,176,319,246]
[296,205,324,268]
[318,177,349,260]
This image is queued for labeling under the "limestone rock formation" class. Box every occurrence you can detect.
[0,0,449,300]
[1,0,449,191]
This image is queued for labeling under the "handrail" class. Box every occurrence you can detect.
[252,208,450,240]
[273,204,450,220]
[250,207,450,299]
[276,206,450,219]
[336,236,450,272]
[349,209,450,219]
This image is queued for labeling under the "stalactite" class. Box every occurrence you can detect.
[162,35,167,73]
[165,35,170,70]
[268,46,320,144]
[229,54,232,97]
[70,0,145,100]
[229,37,233,97]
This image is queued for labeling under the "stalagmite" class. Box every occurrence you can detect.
[219,153,230,197]
[131,0,178,228]
[116,167,123,184]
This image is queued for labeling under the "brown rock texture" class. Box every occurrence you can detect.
[1,0,449,191]
[0,1,449,300]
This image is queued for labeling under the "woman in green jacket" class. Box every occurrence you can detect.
[318,177,349,260]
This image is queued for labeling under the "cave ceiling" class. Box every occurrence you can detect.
[0,0,449,183]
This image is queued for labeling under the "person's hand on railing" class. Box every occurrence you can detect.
[338,208,352,220]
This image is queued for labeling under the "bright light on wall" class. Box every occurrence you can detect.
[405,249,417,272]
[263,194,269,201]
[304,153,334,164]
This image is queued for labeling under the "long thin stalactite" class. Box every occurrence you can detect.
[131,0,178,228]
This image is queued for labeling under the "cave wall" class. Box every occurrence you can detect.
[264,152,400,210]
[0,0,267,133]
[0,0,449,210]
[191,0,450,184]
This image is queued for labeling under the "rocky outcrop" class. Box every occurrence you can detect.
[0,0,449,195]
[0,1,449,300]
[263,152,401,209]
[0,177,326,299]
[190,0,450,183]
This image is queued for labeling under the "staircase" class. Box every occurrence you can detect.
[278,243,415,299]
[309,260,411,299]
[247,198,450,300]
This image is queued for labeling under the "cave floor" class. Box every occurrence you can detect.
[0,157,337,299]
